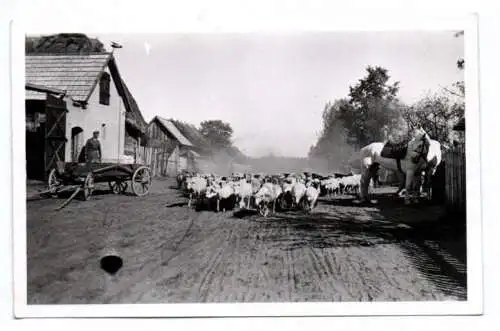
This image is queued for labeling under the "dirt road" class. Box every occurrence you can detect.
[26,179,466,304]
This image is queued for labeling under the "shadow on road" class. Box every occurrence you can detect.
[166,202,189,208]
[253,192,467,300]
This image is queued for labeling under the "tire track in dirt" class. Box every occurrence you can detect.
[315,246,360,301]
[284,226,296,301]
[242,222,265,302]
[101,209,206,303]
[322,249,352,300]
[196,217,237,302]
[257,222,278,301]
[351,249,386,300]
[250,219,281,302]
[325,248,355,300]
[305,246,337,300]
[378,244,426,300]
[132,217,201,302]
[341,249,373,301]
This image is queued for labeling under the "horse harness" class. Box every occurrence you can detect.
[397,135,430,174]
[380,141,408,175]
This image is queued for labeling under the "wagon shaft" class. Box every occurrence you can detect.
[55,187,81,211]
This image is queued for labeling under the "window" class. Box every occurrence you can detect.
[99,72,110,105]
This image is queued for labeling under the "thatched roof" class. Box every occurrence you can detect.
[26,33,105,54]
[170,120,212,153]
[152,116,194,147]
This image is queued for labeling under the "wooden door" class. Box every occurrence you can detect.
[44,94,67,178]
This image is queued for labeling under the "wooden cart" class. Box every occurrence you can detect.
[44,162,152,210]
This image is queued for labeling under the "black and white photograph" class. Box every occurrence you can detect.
[12,12,482,318]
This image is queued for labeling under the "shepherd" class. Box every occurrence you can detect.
[84,130,102,163]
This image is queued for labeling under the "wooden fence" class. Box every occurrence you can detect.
[139,145,179,177]
[139,145,202,178]
[443,145,466,212]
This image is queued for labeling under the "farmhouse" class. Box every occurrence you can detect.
[25,37,147,181]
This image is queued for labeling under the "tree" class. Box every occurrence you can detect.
[339,66,404,147]
[199,120,234,150]
[401,92,464,148]
[308,99,356,170]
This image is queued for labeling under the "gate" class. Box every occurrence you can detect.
[44,94,67,179]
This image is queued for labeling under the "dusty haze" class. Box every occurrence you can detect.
[90,31,463,158]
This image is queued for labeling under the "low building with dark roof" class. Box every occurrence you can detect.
[144,116,201,176]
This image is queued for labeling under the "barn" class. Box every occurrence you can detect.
[143,116,201,176]
[25,34,148,181]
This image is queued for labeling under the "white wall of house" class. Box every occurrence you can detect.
[64,66,126,163]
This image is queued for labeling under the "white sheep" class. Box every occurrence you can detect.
[254,182,282,216]
[205,180,235,212]
[233,179,253,209]
[303,185,320,212]
[291,182,307,209]
[186,176,208,208]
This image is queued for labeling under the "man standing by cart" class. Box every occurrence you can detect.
[84,130,102,163]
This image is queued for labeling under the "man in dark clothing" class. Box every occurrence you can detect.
[84,130,102,163]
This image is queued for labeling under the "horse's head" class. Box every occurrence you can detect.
[407,127,431,164]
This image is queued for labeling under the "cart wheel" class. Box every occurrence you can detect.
[83,173,95,201]
[48,168,60,194]
[131,166,152,197]
[109,181,128,194]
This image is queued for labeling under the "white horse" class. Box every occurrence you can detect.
[349,128,432,204]
[417,139,443,200]
[395,139,443,201]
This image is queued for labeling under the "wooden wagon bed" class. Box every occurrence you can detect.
[43,162,153,210]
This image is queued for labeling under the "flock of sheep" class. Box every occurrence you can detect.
[176,172,365,217]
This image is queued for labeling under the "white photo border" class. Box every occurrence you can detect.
[11,11,482,318]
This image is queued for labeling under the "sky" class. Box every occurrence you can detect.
[93,31,464,158]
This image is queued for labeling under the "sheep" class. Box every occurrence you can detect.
[254,182,282,217]
[279,176,296,209]
[205,179,236,212]
[322,177,340,197]
[338,174,361,195]
[303,184,320,212]
[233,179,253,209]
[291,181,307,209]
[186,176,208,208]
[251,176,263,194]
